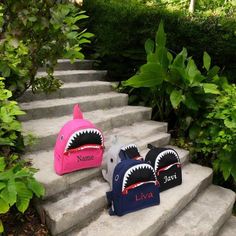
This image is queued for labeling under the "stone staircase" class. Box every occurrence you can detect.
[20,60,236,236]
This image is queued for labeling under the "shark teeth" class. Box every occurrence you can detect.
[121,144,137,151]
[122,163,156,191]
[154,149,180,171]
[65,128,103,152]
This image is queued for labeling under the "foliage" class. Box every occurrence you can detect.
[190,85,236,182]
[157,0,235,15]
[0,1,93,98]
[83,0,236,82]
[0,77,25,153]
[123,21,236,185]
[0,78,45,232]
[123,22,226,134]
[0,155,45,233]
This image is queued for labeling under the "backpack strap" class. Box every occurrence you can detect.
[73,104,84,119]
[106,191,115,215]
[119,144,143,161]
[118,149,128,161]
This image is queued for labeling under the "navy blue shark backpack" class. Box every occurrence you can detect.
[145,144,182,192]
[102,142,143,187]
[106,159,160,216]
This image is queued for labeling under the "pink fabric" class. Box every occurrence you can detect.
[54,105,104,175]
[73,104,83,119]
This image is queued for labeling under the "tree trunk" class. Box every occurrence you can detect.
[189,0,196,13]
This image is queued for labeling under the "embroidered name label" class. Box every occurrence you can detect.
[135,192,154,202]
[77,156,94,162]
[163,173,177,183]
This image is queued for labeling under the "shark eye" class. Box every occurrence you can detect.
[147,161,151,164]
[115,175,119,181]
[60,135,64,140]
[110,158,114,163]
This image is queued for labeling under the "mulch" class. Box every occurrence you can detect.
[1,204,49,236]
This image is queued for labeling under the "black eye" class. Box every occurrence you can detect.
[110,158,113,163]
[115,175,119,181]
[60,135,64,140]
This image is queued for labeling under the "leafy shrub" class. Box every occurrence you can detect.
[0,1,93,98]
[0,156,45,233]
[191,85,236,182]
[83,0,236,82]
[156,0,235,14]
[123,22,227,135]
[0,77,25,153]
[0,77,45,232]
[123,21,236,187]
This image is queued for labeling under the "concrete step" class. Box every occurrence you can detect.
[19,81,113,103]
[218,216,236,236]
[22,106,152,151]
[36,70,107,83]
[38,179,109,236]
[159,185,236,236]
[19,92,128,121]
[68,164,213,236]
[24,120,172,198]
[38,148,190,236]
[55,59,95,70]
[38,59,95,72]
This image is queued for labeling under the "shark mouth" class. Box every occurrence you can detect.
[64,128,103,154]
[122,163,157,194]
[155,149,180,171]
[121,144,143,160]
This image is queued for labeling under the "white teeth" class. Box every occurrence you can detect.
[64,128,103,151]
[155,149,180,170]
[122,163,156,191]
[121,144,138,151]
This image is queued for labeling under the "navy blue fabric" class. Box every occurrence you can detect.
[118,149,132,161]
[107,159,160,216]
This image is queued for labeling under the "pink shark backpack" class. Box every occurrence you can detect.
[54,104,104,175]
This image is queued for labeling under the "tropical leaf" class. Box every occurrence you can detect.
[0,158,6,172]
[27,178,45,198]
[155,20,166,48]
[15,181,33,213]
[124,63,165,88]
[202,83,220,94]
[0,219,3,233]
[145,39,154,55]
[203,51,211,71]
[0,178,17,206]
[0,198,9,214]
[172,48,187,68]
[170,89,183,108]
[183,94,199,111]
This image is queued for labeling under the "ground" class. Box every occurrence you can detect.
[1,203,49,236]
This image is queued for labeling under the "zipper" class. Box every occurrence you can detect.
[133,156,144,161]
[156,162,181,176]
[122,180,159,195]
[64,144,104,155]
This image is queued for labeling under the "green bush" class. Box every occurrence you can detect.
[0,1,93,98]
[0,77,45,233]
[123,22,236,186]
[123,22,227,135]
[0,77,25,152]
[191,85,236,182]
[83,0,236,81]
[0,156,45,233]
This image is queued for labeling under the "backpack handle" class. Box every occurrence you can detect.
[147,143,156,150]
[73,104,84,119]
